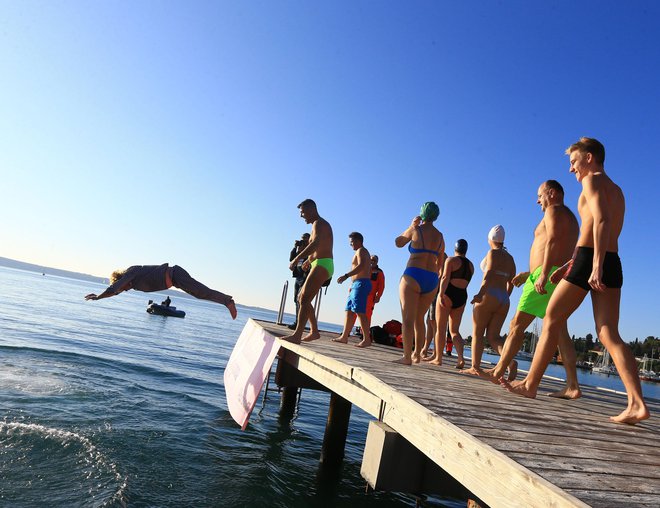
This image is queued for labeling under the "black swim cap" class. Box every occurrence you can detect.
[455,239,468,254]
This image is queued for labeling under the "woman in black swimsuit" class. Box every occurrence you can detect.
[426,239,474,367]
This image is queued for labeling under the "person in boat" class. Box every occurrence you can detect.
[395,202,444,365]
[483,180,582,398]
[161,296,172,307]
[333,232,372,348]
[505,137,649,424]
[85,264,237,319]
[282,199,334,344]
[288,232,311,330]
[426,239,474,368]
[462,225,516,377]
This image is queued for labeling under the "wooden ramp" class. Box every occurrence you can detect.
[252,320,660,508]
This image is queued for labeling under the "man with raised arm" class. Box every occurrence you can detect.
[484,180,582,399]
[282,199,334,344]
[505,138,650,424]
[333,232,373,348]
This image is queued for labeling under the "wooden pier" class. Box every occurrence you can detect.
[239,320,660,507]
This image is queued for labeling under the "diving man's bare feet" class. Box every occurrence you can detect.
[226,300,238,320]
[609,404,650,425]
[355,339,371,348]
[502,378,537,398]
[301,331,321,342]
[548,386,582,400]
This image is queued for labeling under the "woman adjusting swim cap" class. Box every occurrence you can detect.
[420,202,439,222]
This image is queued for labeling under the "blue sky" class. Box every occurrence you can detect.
[1,1,658,341]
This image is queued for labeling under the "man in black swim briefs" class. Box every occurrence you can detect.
[505,137,649,425]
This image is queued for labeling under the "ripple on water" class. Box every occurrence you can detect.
[0,420,127,507]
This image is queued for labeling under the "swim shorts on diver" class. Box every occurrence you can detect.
[517,265,559,318]
[345,278,372,314]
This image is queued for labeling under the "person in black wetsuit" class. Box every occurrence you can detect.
[85,263,237,319]
[288,233,311,329]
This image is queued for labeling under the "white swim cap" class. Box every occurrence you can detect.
[488,225,505,243]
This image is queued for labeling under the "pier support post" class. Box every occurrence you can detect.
[280,386,299,418]
[320,392,352,466]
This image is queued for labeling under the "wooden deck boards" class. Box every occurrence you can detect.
[255,320,660,508]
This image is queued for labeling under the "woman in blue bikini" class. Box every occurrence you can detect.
[463,225,517,377]
[395,202,444,365]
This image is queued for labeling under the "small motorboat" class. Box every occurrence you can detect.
[147,300,185,318]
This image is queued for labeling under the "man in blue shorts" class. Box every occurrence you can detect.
[333,232,373,348]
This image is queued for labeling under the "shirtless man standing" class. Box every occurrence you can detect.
[333,232,373,348]
[282,199,334,344]
[484,180,582,399]
[505,138,650,424]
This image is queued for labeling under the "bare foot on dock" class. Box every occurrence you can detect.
[355,339,371,348]
[422,354,437,362]
[226,300,238,320]
[280,334,302,344]
[411,353,422,364]
[547,386,582,400]
[502,378,537,398]
[393,356,412,366]
[482,367,504,384]
[460,367,488,379]
[332,336,348,344]
[609,404,650,425]
[301,331,321,342]
[455,360,465,370]
[428,358,442,366]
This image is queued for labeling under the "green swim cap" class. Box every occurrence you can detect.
[420,202,439,222]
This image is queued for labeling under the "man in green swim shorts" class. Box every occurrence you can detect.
[484,180,582,399]
[283,199,334,344]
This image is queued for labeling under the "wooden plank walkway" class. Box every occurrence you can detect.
[255,320,660,508]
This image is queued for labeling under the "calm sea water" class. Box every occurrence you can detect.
[0,267,439,508]
[1,267,656,508]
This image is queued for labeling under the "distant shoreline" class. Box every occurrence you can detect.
[0,256,108,284]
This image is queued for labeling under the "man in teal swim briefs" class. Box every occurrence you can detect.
[333,232,372,348]
[282,199,334,344]
[484,180,582,399]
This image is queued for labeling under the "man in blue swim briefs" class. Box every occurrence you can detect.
[334,232,373,348]
[506,138,649,425]
[283,199,334,344]
[483,180,581,398]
